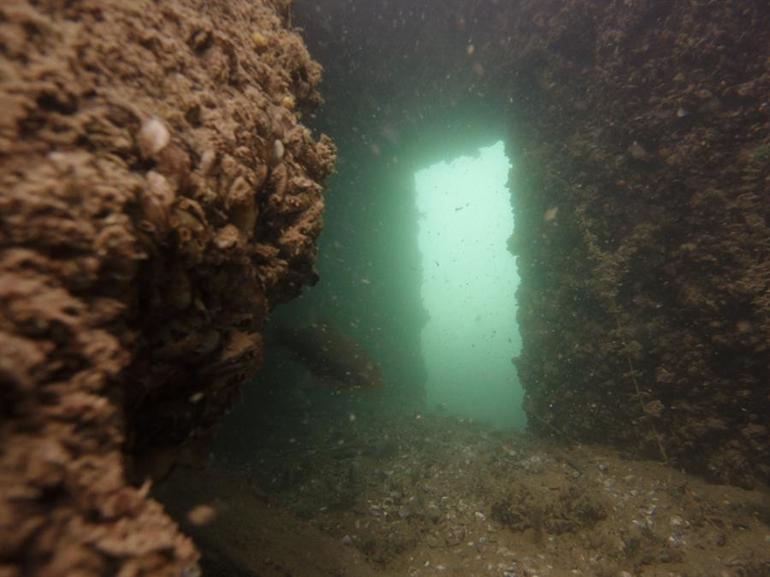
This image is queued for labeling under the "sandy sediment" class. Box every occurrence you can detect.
[164,409,770,577]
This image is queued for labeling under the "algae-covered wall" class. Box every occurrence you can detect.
[0,1,334,575]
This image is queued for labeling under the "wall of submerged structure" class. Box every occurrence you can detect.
[0,1,334,575]
[296,0,770,486]
[501,0,770,487]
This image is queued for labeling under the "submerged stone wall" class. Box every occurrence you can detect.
[0,1,334,575]
[296,0,770,486]
[502,0,770,486]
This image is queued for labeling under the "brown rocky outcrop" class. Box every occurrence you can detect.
[503,0,770,487]
[0,1,334,575]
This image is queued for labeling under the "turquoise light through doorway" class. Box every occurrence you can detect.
[415,141,526,428]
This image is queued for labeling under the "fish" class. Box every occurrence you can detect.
[274,321,384,390]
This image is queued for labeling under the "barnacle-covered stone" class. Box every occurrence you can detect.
[0,1,336,576]
[140,171,177,237]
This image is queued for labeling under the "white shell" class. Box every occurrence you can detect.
[272,139,285,164]
[138,116,170,158]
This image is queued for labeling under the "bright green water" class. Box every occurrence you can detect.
[415,141,526,428]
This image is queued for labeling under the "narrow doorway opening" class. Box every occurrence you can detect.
[415,141,526,428]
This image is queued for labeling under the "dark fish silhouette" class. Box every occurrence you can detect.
[275,321,383,390]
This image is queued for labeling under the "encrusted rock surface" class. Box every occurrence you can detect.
[0,1,334,575]
[503,0,770,487]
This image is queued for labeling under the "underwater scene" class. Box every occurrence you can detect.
[1,1,769,577]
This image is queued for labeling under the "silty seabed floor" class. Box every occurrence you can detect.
[157,405,770,577]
